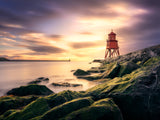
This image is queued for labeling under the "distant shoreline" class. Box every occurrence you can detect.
[0,60,71,62]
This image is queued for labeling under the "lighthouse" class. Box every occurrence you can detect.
[105,30,120,59]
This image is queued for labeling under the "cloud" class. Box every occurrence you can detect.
[70,41,103,49]
[27,45,65,54]
[0,31,16,38]
[78,32,94,35]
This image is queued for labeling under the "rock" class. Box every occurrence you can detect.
[101,62,120,79]
[85,61,160,120]
[63,98,123,120]
[77,75,101,81]
[28,77,49,85]
[51,82,82,87]
[73,69,90,76]
[118,61,140,77]
[7,85,53,96]
[0,95,38,115]
[5,97,51,120]
[70,70,75,72]
[37,77,49,81]
[39,97,93,120]
[28,80,41,84]
[4,90,82,120]
[87,68,105,73]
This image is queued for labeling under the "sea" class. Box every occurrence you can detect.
[0,61,100,96]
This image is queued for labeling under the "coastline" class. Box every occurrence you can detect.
[1,44,160,120]
[0,60,71,62]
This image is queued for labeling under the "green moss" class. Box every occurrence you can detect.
[45,90,82,108]
[3,109,17,118]
[85,65,149,99]
[3,90,82,120]
[5,97,50,120]
[0,96,38,115]
[38,97,93,120]
[118,62,139,77]
[143,56,160,66]
[62,98,123,120]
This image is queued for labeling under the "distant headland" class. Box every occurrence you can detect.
[0,57,70,62]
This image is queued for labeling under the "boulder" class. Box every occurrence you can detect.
[101,62,120,79]
[7,85,53,96]
[86,62,160,120]
[4,97,50,120]
[39,97,93,120]
[118,61,140,77]
[63,98,123,120]
[73,69,90,76]
[0,95,38,115]
[4,90,82,120]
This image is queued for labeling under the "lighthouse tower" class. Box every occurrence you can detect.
[105,30,120,59]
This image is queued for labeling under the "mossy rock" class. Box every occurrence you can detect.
[38,97,93,120]
[62,98,123,120]
[3,90,82,120]
[5,97,51,120]
[7,84,53,96]
[118,61,140,77]
[74,69,90,76]
[45,90,82,108]
[101,62,120,79]
[143,56,160,66]
[0,96,38,115]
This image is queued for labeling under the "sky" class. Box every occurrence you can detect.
[0,0,160,61]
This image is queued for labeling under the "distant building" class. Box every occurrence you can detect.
[105,30,120,59]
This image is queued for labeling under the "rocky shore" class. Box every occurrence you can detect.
[1,44,160,120]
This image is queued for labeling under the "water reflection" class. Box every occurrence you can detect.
[0,62,100,96]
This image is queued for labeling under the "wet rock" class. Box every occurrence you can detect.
[101,62,121,79]
[0,95,38,115]
[118,61,140,77]
[39,97,93,120]
[4,90,82,120]
[73,69,90,76]
[85,63,160,120]
[51,82,82,87]
[63,98,123,120]
[28,77,49,85]
[7,85,53,96]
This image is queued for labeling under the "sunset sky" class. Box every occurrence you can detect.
[0,0,160,61]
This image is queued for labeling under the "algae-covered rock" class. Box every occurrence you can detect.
[143,56,160,66]
[118,61,140,77]
[5,97,51,120]
[85,61,160,120]
[7,84,53,96]
[62,98,123,120]
[101,62,120,79]
[39,97,93,120]
[4,90,82,120]
[46,90,82,108]
[74,69,90,76]
[0,95,38,115]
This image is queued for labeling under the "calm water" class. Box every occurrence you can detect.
[0,61,100,96]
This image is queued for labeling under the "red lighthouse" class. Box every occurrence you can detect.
[105,30,120,59]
